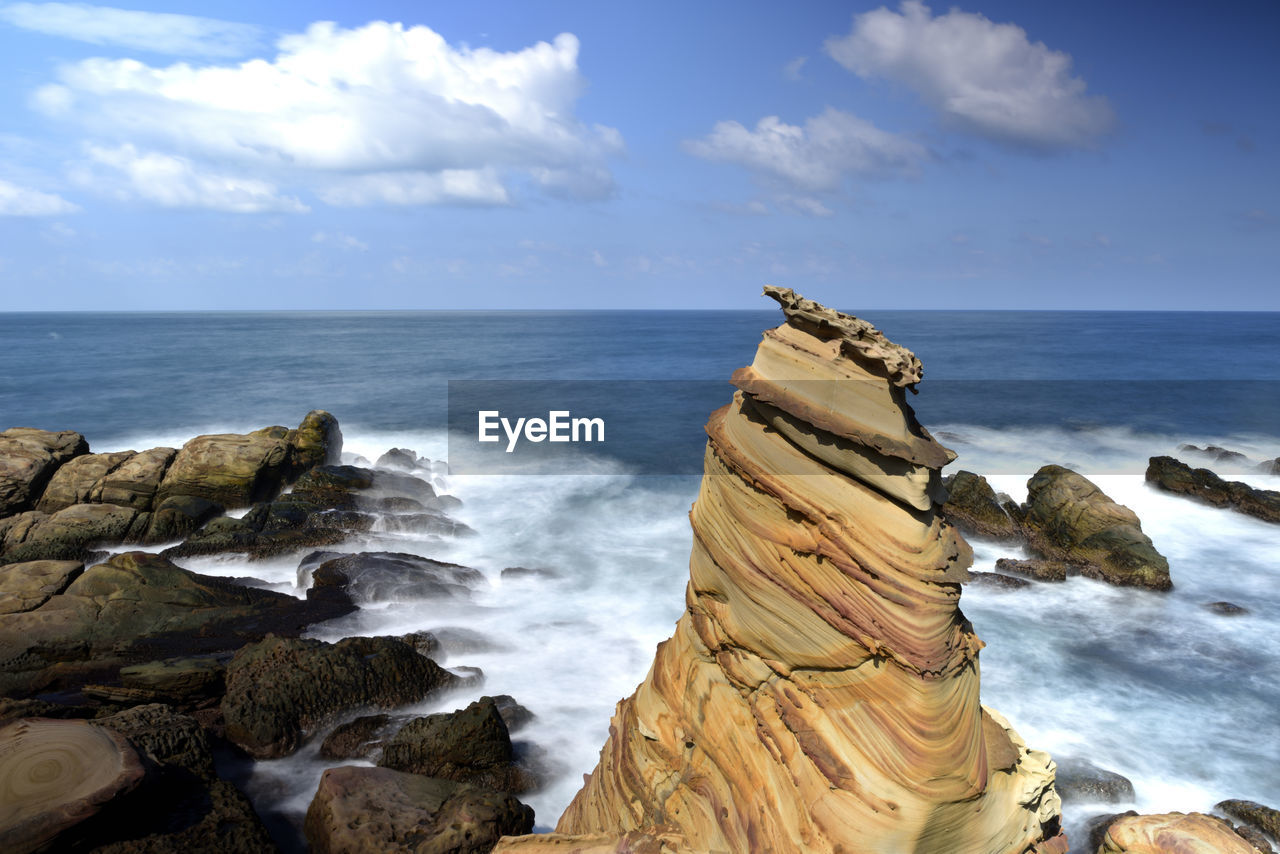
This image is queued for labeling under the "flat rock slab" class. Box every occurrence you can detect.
[0,718,145,854]
[305,765,533,854]
[0,560,83,614]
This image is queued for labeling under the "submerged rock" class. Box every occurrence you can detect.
[305,766,533,854]
[379,697,537,794]
[376,448,420,470]
[494,288,1065,853]
[221,634,458,759]
[1053,756,1135,804]
[995,556,1070,582]
[1147,456,1280,524]
[307,551,485,602]
[1021,465,1171,590]
[320,713,394,760]
[967,570,1034,590]
[1206,601,1250,616]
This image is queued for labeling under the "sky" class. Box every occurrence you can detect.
[0,0,1276,310]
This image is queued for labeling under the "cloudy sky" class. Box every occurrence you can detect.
[0,1,1276,309]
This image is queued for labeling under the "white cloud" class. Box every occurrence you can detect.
[0,178,80,215]
[778,195,834,217]
[783,56,807,81]
[36,20,621,208]
[0,2,261,57]
[312,231,368,251]
[824,1,1113,150]
[591,250,607,267]
[685,107,926,191]
[75,143,308,212]
[318,170,509,207]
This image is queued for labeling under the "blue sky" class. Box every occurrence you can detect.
[0,0,1276,310]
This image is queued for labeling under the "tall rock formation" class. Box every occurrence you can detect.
[496,288,1065,854]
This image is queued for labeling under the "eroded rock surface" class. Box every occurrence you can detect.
[1147,456,1280,524]
[1097,812,1257,853]
[495,288,1065,853]
[0,428,88,518]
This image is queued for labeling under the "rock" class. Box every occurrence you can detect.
[942,470,1020,539]
[308,552,485,602]
[380,697,537,794]
[1259,457,1280,475]
[1098,812,1257,853]
[116,656,226,706]
[34,450,135,513]
[0,717,145,854]
[376,448,420,470]
[500,566,559,581]
[94,446,177,511]
[0,502,140,564]
[221,634,459,759]
[1147,456,1280,524]
[292,409,343,473]
[87,703,279,853]
[1235,825,1275,853]
[1206,601,1250,616]
[967,570,1033,590]
[156,429,296,509]
[304,765,534,854]
[1021,465,1171,590]
[1218,800,1280,844]
[377,512,475,537]
[143,494,224,544]
[0,559,83,614]
[1088,812,1138,853]
[1052,756,1135,803]
[1178,444,1254,470]
[491,695,535,733]
[492,288,1066,853]
[995,556,1070,582]
[319,713,393,760]
[0,551,354,697]
[0,427,88,518]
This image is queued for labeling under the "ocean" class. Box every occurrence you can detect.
[2,309,1278,851]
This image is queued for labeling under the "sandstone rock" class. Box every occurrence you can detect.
[995,556,1070,582]
[0,502,140,564]
[221,634,458,759]
[156,429,296,509]
[1147,456,1280,524]
[1052,756,1134,803]
[0,717,145,854]
[0,428,88,518]
[307,552,485,602]
[292,409,343,473]
[1098,812,1257,853]
[94,447,177,511]
[942,470,1020,539]
[1218,800,1280,844]
[0,559,83,614]
[1021,465,1171,590]
[304,765,533,854]
[380,697,536,794]
[492,288,1065,853]
[320,713,394,760]
[0,551,353,697]
[35,450,135,513]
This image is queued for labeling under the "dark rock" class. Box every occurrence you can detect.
[1218,800,1280,844]
[1021,465,1171,590]
[144,494,224,544]
[1053,757,1135,804]
[319,713,393,760]
[1147,456,1280,524]
[941,470,1019,539]
[0,559,84,614]
[491,695,535,733]
[308,552,484,602]
[0,427,88,518]
[377,512,475,537]
[425,626,504,657]
[221,634,458,759]
[371,470,436,502]
[501,566,560,581]
[994,557,1070,582]
[0,551,354,698]
[379,697,537,794]
[35,450,135,513]
[966,570,1033,590]
[1178,443,1254,468]
[397,630,441,658]
[305,765,533,854]
[427,493,463,512]
[1235,824,1275,853]
[1206,601,1250,616]
[0,502,139,564]
[0,717,146,854]
[1259,457,1280,476]
[116,656,226,706]
[365,496,428,513]
[376,448,420,470]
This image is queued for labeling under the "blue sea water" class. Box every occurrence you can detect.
[2,309,1278,851]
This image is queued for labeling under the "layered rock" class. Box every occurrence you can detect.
[0,428,88,517]
[495,288,1064,853]
[1147,456,1280,524]
[1096,812,1258,853]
